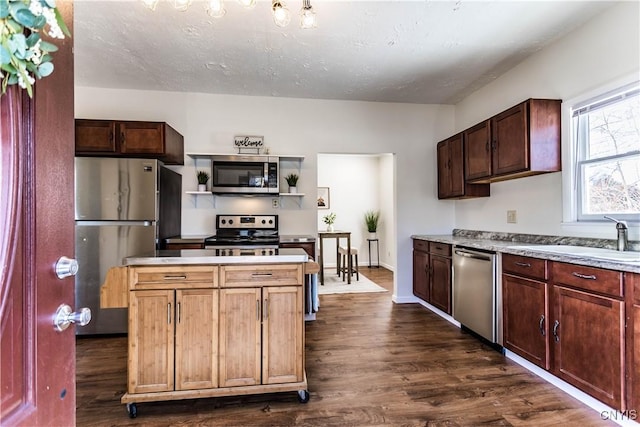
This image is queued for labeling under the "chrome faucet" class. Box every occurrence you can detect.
[604,216,628,251]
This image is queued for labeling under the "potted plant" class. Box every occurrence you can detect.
[285,173,299,193]
[197,170,210,192]
[323,212,336,232]
[364,210,380,239]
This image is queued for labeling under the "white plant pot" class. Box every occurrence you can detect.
[327,224,334,232]
[368,232,377,240]
[289,186,297,193]
[198,184,207,192]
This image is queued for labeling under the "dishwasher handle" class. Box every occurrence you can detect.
[454,249,493,262]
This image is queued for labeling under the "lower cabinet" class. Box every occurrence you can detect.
[627,272,640,412]
[121,263,307,417]
[219,285,303,387]
[412,239,452,315]
[129,288,217,394]
[502,255,625,410]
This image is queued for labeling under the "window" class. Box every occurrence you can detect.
[572,82,640,222]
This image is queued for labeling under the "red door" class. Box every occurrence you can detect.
[0,2,76,425]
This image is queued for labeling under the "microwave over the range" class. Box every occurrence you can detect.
[211,155,279,194]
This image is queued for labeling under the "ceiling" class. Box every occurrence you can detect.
[74,1,616,105]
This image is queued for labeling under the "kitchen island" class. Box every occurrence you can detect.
[100,248,312,419]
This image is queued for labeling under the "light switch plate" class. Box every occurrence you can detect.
[507,210,517,223]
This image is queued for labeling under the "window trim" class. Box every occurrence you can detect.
[561,74,640,234]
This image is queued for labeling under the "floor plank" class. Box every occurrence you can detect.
[76,267,611,426]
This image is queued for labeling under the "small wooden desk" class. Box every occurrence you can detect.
[318,231,352,285]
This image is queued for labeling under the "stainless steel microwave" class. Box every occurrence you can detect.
[211,155,279,194]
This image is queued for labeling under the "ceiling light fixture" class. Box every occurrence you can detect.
[299,0,316,29]
[141,0,316,28]
[173,0,193,12]
[206,0,226,18]
[271,0,291,28]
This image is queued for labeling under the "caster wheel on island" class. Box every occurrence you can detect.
[297,389,310,403]
[126,403,137,418]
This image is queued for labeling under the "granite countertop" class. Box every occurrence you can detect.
[411,231,640,273]
[124,248,309,266]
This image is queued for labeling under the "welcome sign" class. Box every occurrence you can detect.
[234,135,264,154]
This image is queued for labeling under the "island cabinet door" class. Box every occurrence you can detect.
[175,289,218,391]
[219,288,262,387]
[551,285,624,410]
[262,286,304,385]
[128,290,175,394]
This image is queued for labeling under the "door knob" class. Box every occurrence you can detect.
[55,256,78,279]
[53,304,91,331]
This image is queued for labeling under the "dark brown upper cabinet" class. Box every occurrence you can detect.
[437,133,489,199]
[75,119,184,165]
[465,99,561,184]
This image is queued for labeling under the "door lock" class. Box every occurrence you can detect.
[55,256,79,279]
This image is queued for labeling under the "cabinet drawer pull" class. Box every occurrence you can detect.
[163,275,187,280]
[263,299,269,321]
[167,303,172,324]
[252,273,273,277]
[552,320,560,342]
[515,262,531,268]
[571,272,597,280]
[538,315,545,336]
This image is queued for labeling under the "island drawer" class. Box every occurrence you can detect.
[503,254,547,281]
[129,266,218,290]
[220,264,303,288]
[551,261,623,298]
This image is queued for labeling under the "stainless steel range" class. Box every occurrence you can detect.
[204,214,279,256]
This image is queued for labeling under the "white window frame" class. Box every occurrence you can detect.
[561,74,640,239]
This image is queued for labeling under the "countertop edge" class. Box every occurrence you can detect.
[411,234,640,273]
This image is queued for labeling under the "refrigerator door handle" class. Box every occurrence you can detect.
[75,220,154,226]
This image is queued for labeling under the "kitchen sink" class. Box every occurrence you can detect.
[510,245,640,263]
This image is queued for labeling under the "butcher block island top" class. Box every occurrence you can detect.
[100,248,313,419]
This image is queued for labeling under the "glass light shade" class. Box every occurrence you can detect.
[142,0,159,11]
[300,7,317,29]
[174,0,192,11]
[206,0,226,17]
[237,0,256,9]
[272,2,291,27]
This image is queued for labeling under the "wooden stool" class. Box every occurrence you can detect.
[338,246,359,281]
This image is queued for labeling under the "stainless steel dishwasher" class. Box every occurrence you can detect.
[453,246,499,344]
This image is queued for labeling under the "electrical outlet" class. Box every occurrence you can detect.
[507,210,517,223]
[272,198,279,208]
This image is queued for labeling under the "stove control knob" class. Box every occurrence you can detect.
[261,219,266,224]
[221,219,226,224]
[229,220,234,225]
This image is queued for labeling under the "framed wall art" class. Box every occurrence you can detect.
[317,187,330,209]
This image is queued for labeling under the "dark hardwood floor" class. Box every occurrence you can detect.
[76,267,611,426]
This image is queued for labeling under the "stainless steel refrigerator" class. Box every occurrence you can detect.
[74,157,181,335]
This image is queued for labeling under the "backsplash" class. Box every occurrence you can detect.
[452,229,640,252]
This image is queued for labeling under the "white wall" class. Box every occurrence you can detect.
[453,2,640,240]
[75,90,455,301]
[316,154,393,270]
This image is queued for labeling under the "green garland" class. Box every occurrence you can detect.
[0,0,70,97]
